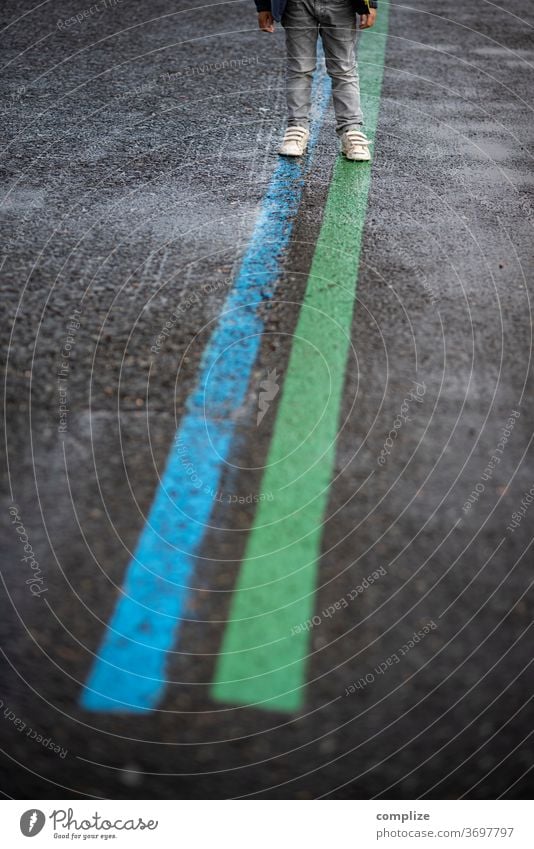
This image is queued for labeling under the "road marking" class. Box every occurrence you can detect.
[81,61,331,712]
[212,8,390,712]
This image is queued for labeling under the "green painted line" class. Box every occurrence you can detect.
[212,6,390,712]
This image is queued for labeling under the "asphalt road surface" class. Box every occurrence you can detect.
[1,0,534,799]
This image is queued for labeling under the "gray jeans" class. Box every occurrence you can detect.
[282,0,363,135]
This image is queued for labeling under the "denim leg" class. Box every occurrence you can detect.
[282,0,319,130]
[319,1,362,135]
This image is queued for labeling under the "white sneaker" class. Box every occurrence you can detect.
[341,129,372,161]
[278,126,309,157]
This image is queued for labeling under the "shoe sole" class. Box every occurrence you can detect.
[278,149,308,157]
[342,152,371,162]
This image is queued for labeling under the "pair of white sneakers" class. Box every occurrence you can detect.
[278,125,371,161]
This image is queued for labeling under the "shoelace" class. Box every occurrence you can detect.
[344,130,372,149]
[283,128,307,142]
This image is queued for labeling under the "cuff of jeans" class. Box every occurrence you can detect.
[255,0,271,12]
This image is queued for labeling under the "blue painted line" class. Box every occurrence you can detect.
[81,55,331,712]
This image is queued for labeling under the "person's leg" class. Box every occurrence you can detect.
[319,0,363,135]
[282,0,320,131]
